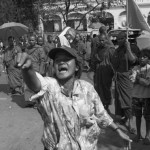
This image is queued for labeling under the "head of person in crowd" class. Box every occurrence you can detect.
[98,33,113,48]
[117,31,127,47]
[139,48,150,67]
[99,25,107,35]
[0,40,3,50]
[47,35,53,43]
[75,33,81,42]
[65,28,76,43]
[37,36,44,46]
[86,35,91,42]
[28,34,37,48]
[8,36,15,47]
[48,46,82,80]
[54,36,61,47]
[93,34,97,38]
[65,33,72,43]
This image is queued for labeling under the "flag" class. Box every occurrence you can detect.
[127,0,150,32]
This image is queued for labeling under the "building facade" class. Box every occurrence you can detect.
[42,0,150,34]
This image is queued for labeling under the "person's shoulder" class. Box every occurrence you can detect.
[44,76,57,83]
[146,64,150,70]
[42,76,59,89]
[78,79,93,88]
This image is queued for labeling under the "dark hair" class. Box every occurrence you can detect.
[47,35,52,39]
[93,34,97,38]
[8,36,15,41]
[99,26,107,34]
[28,33,37,40]
[141,48,150,59]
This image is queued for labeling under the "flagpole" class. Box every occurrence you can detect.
[126,0,129,40]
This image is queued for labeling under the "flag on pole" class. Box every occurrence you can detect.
[127,0,150,32]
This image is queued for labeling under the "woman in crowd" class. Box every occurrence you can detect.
[3,36,23,95]
[17,45,132,150]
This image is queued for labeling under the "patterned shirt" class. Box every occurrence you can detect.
[29,73,113,150]
[131,64,150,98]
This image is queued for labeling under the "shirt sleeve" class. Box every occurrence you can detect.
[90,85,113,128]
[29,72,49,101]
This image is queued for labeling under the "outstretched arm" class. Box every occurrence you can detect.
[17,52,41,93]
[125,40,137,62]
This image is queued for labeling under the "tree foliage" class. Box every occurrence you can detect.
[0,0,38,29]
[34,0,115,29]
[0,0,17,25]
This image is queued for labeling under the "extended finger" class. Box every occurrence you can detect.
[16,52,22,64]
[22,59,32,69]
[17,53,28,67]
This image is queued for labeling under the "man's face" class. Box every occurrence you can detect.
[37,37,44,46]
[99,35,107,47]
[29,36,36,47]
[75,34,80,42]
[47,36,53,43]
[117,33,126,47]
[139,53,149,66]
[8,38,14,46]
[54,51,78,80]
[65,34,73,43]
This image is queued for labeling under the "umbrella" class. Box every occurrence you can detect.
[137,32,150,50]
[0,22,28,41]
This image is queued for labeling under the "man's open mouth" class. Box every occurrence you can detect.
[58,66,68,72]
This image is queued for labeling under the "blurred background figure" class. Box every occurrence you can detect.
[0,40,4,76]
[44,35,55,77]
[37,35,44,47]
[3,36,23,95]
[54,36,61,48]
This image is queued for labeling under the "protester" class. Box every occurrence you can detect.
[130,48,150,144]
[111,31,137,134]
[44,35,55,77]
[23,34,46,107]
[27,34,46,76]
[45,35,55,51]
[90,25,109,72]
[84,35,91,71]
[3,36,23,95]
[37,35,44,47]
[54,36,61,48]
[17,45,132,150]
[0,43,4,76]
[94,33,115,112]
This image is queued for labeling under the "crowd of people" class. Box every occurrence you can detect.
[0,25,150,149]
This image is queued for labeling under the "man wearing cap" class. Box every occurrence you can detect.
[17,46,132,150]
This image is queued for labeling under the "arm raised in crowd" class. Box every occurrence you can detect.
[17,52,41,93]
[125,40,137,63]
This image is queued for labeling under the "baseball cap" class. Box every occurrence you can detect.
[48,46,79,61]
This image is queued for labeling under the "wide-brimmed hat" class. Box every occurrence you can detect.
[48,46,79,61]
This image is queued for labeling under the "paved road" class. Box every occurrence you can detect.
[0,72,150,150]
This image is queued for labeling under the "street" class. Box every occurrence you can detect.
[0,71,150,150]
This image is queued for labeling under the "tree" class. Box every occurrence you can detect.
[34,0,118,30]
[15,0,38,30]
[34,0,112,30]
[0,0,17,25]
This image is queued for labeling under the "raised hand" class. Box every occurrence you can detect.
[17,52,32,69]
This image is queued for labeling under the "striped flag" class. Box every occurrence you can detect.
[127,0,150,32]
